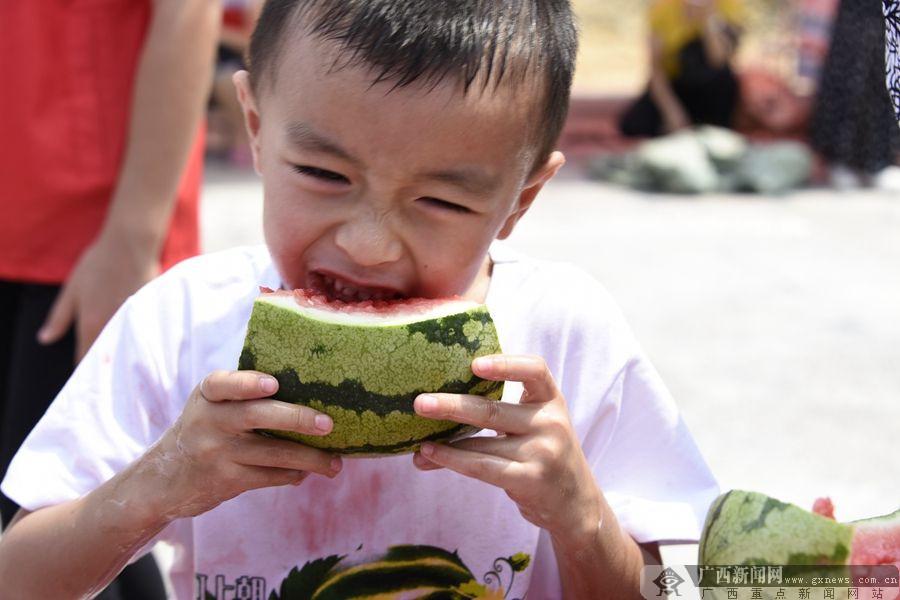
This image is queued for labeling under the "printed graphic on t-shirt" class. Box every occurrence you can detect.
[196,544,531,600]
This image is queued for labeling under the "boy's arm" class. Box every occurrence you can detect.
[0,457,174,597]
[38,0,221,361]
[0,370,342,598]
[550,503,661,600]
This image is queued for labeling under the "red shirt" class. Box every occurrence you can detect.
[0,0,203,284]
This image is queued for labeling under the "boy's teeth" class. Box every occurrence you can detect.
[314,272,399,302]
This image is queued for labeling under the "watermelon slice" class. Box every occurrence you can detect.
[852,507,900,575]
[238,288,504,456]
[700,491,900,598]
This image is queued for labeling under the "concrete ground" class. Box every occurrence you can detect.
[199,163,899,568]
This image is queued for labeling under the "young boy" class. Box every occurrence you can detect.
[0,1,718,598]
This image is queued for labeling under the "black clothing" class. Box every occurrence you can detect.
[620,39,740,138]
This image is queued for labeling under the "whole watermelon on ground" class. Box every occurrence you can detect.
[239,289,504,456]
[699,490,900,599]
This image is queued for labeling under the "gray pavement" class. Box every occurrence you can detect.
[201,163,900,563]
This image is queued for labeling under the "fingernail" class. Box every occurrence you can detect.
[473,356,492,370]
[259,376,278,394]
[417,394,437,413]
[330,457,342,474]
[420,442,435,457]
[36,328,50,344]
[314,414,333,433]
[413,452,431,470]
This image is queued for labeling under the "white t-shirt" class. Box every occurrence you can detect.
[2,243,718,600]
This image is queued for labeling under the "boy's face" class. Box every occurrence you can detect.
[234,33,564,301]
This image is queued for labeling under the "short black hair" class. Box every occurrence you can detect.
[248,0,578,174]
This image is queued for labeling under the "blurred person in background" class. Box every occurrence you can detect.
[620,0,745,137]
[0,0,221,598]
[810,0,900,190]
[207,0,264,167]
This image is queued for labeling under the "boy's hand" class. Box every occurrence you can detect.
[412,355,602,543]
[148,370,342,520]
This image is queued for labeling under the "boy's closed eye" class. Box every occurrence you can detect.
[417,197,473,214]
[292,164,473,214]
[292,164,349,184]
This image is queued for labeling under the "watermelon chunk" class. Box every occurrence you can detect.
[238,288,504,456]
[700,491,900,599]
[852,508,900,572]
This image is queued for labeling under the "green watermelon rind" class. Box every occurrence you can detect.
[239,297,504,456]
[699,490,854,566]
[850,508,900,527]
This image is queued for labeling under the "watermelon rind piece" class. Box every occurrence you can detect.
[238,291,504,456]
[699,490,854,566]
[699,492,900,600]
[851,508,900,527]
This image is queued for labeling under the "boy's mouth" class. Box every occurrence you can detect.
[307,270,405,303]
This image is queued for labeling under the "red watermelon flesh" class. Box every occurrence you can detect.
[813,497,836,520]
[258,286,471,321]
[852,515,900,600]
[852,511,900,567]
[812,497,900,598]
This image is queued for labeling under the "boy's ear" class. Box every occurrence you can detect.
[497,151,566,240]
[233,70,263,175]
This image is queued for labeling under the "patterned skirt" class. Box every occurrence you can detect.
[810,0,900,172]
[887,0,900,126]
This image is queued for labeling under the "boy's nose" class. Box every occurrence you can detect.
[333,215,404,267]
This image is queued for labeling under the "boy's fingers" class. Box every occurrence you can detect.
[447,434,521,460]
[236,436,342,478]
[413,451,444,471]
[37,285,76,345]
[414,435,520,471]
[417,442,523,489]
[241,467,309,491]
[471,355,558,403]
[200,370,279,402]
[414,393,535,434]
[221,399,333,436]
